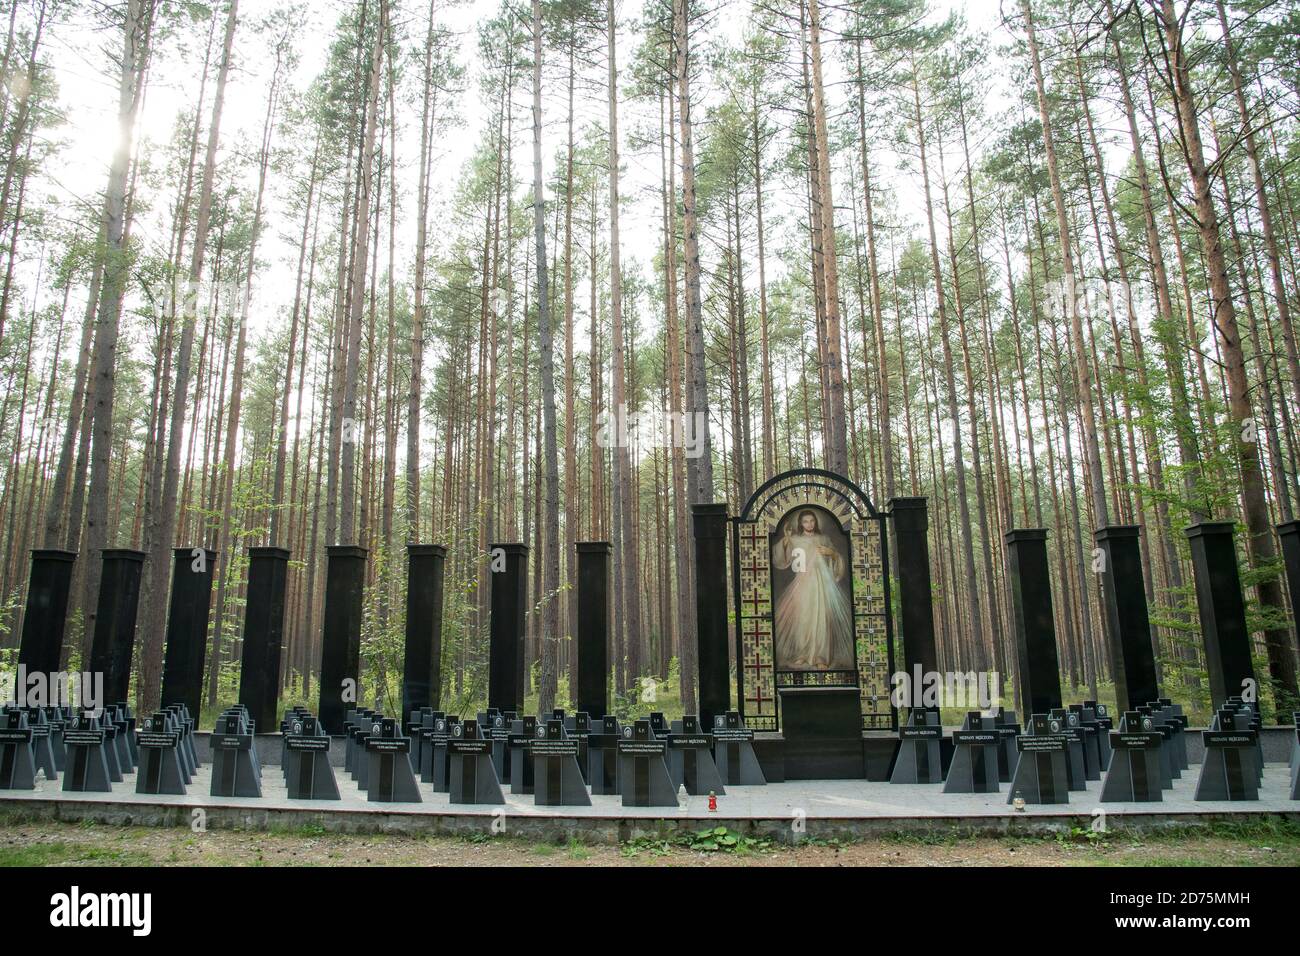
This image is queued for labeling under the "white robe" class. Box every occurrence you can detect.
[770,531,855,671]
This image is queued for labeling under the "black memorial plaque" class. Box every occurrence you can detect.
[364,716,422,803]
[284,715,341,800]
[667,715,725,796]
[448,719,505,805]
[210,710,261,798]
[617,719,676,807]
[890,709,944,784]
[943,712,1000,794]
[1006,714,1070,805]
[711,711,765,786]
[0,710,37,790]
[135,712,186,795]
[61,715,111,792]
[530,719,590,806]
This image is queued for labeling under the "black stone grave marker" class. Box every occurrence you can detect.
[104,703,133,774]
[943,711,1000,794]
[284,714,340,800]
[667,715,725,796]
[61,713,112,792]
[1099,711,1163,802]
[24,707,57,782]
[1068,704,1101,781]
[345,708,376,785]
[1289,716,1299,800]
[407,706,431,776]
[1289,712,1299,789]
[508,715,538,795]
[343,707,369,776]
[115,701,138,768]
[711,711,766,787]
[1006,714,1070,805]
[1084,700,1113,771]
[210,711,261,798]
[1157,698,1190,772]
[365,716,422,803]
[993,709,1021,783]
[1136,705,1174,790]
[45,706,67,773]
[586,715,620,795]
[418,711,447,785]
[0,709,36,789]
[571,712,591,784]
[1146,701,1180,784]
[430,715,459,793]
[531,719,591,806]
[1051,708,1088,789]
[890,708,944,784]
[448,719,505,805]
[100,710,123,783]
[136,712,186,795]
[1092,703,1113,762]
[617,719,676,807]
[1194,709,1259,801]
[488,711,510,780]
[166,704,198,780]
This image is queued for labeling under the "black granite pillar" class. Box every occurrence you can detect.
[693,503,730,730]
[889,498,938,676]
[488,543,528,714]
[160,548,217,718]
[1095,526,1159,711]
[1186,522,1256,708]
[1005,529,1062,715]
[317,545,368,735]
[576,542,611,720]
[88,549,146,706]
[1278,521,1300,676]
[402,544,447,718]
[239,546,290,731]
[17,549,76,676]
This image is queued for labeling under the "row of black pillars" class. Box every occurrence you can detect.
[1003,520,1268,717]
[12,506,1300,730]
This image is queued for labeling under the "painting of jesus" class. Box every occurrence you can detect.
[769,506,855,672]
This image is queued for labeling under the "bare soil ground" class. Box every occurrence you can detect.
[2,819,1297,867]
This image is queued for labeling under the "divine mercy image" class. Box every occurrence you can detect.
[769,507,855,672]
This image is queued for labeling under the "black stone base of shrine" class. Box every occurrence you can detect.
[767,688,886,780]
[779,688,864,779]
[752,733,902,782]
